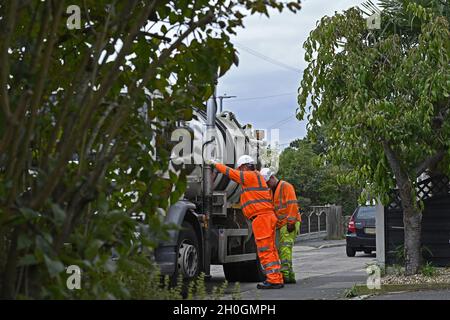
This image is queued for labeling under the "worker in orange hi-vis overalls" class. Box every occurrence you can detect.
[261,168,301,284]
[207,155,284,289]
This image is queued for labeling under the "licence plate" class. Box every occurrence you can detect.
[364,227,376,235]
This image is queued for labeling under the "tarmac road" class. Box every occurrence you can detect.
[207,238,377,300]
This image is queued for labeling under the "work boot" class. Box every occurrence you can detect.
[256,281,284,289]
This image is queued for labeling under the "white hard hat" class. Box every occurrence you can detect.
[260,168,274,182]
[236,155,255,168]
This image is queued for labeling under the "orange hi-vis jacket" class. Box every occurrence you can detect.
[273,180,301,228]
[214,163,274,220]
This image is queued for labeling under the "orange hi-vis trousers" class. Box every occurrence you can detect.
[252,211,283,284]
[213,163,283,284]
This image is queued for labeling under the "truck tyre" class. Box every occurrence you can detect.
[175,222,200,281]
[244,259,266,282]
[223,258,265,282]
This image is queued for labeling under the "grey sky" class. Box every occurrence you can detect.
[218,0,366,147]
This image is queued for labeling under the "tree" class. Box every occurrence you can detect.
[298,0,449,274]
[278,137,360,215]
[0,0,301,299]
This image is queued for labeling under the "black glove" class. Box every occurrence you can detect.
[287,223,295,233]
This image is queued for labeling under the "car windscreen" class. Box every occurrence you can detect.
[356,206,376,219]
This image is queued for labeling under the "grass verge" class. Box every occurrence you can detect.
[345,282,450,299]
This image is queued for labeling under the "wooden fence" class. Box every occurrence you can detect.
[385,175,450,266]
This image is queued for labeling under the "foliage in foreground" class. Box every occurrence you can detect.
[0,0,301,299]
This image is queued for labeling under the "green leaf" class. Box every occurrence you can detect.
[51,203,66,227]
[18,254,38,266]
[19,207,40,220]
[85,239,104,260]
[44,255,65,277]
[17,233,33,250]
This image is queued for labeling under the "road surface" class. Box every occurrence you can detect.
[208,239,376,300]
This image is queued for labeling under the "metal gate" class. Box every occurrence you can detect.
[298,205,344,240]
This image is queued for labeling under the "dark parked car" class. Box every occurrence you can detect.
[346,206,376,257]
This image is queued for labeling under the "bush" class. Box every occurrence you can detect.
[420,262,437,277]
[0,0,301,300]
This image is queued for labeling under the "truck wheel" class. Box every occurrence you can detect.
[223,259,265,282]
[176,222,200,281]
[244,259,266,282]
[223,263,239,282]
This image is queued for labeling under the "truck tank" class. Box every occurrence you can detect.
[172,108,266,205]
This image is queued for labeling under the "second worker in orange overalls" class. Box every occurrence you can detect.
[261,168,301,284]
[209,155,284,289]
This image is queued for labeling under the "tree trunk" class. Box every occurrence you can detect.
[397,176,422,274]
[1,227,19,299]
[397,178,423,275]
[382,140,422,274]
[403,206,422,275]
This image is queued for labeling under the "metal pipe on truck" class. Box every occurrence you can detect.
[202,85,218,278]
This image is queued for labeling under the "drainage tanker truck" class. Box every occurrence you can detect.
[154,97,271,282]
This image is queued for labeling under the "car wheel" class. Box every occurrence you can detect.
[364,249,372,254]
[346,246,356,257]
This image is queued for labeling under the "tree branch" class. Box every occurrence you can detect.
[6,2,51,169]
[139,31,171,42]
[381,139,409,186]
[52,4,115,170]
[9,1,65,206]
[415,150,447,176]
[0,0,18,123]
[30,1,157,210]
[141,10,216,86]
[54,143,120,253]
[76,7,215,174]
[84,103,118,160]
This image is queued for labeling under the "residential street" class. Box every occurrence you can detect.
[209,238,377,300]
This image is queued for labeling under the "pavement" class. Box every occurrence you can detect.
[208,238,377,300]
[368,289,450,300]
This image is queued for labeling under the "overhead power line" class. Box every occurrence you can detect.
[235,43,302,74]
[361,0,381,14]
[267,115,297,129]
[227,92,297,103]
[222,91,299,128]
